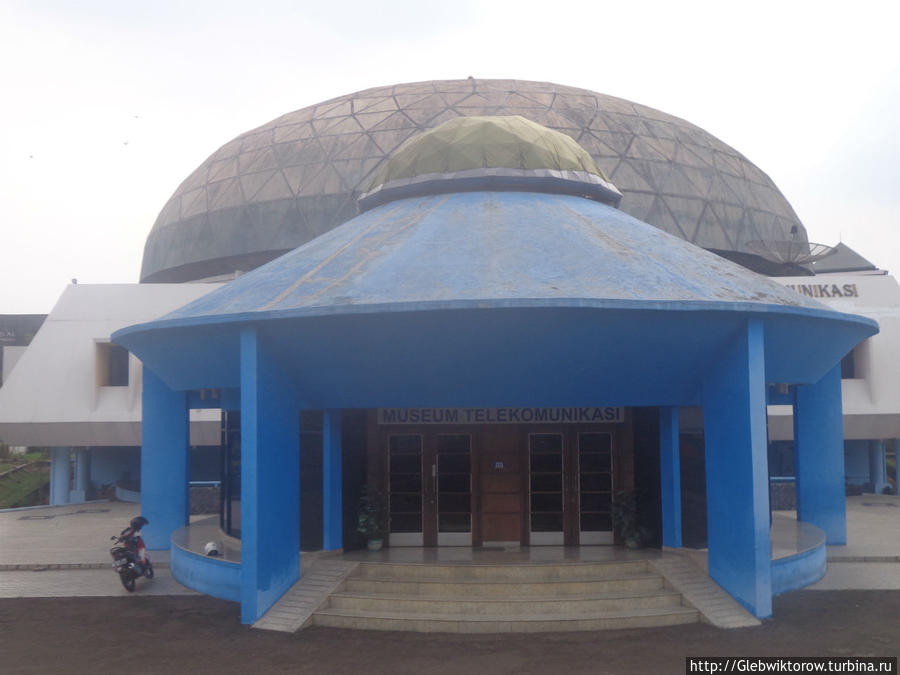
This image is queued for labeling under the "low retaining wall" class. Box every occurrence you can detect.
[171,523,240,602]
[115,484,140,503]
[770,516,827,595]
[771,544,826,595]
[112,484,221,514]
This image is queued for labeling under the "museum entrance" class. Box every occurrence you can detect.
[386,431,473,546]
[526,430,614,545]
[373,407,627,547]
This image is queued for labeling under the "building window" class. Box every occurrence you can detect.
[221,411,241,538]
[96,343,129,386]
[841,340,868,380]
[840,352,855,379]
[767,441,795,478]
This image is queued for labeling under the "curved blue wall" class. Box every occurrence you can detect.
[772,545,827,595]
[171,538,241,603]
[771,521,828,595]
[115,485,140,503]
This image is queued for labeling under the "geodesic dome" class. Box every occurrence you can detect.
[141,79,807,283]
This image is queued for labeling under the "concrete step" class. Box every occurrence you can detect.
[353,560,650,581]
[328,588,684,615]
[311,558,700,633]
[344,573,664,597]
[313,606,701,633]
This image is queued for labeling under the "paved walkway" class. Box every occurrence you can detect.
[0,501,155,567]
[809,493,900,591]
[774,494,900,591]
[0,568,197,597]
[827,493,900,560]
[0,501,188,598]
[0,494,897,599]
[809,563,900,590]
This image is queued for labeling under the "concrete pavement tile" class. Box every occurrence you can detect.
[0,568,199,598]
[809,563,900,590]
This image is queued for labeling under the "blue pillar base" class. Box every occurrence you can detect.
[703,319,772,618]
[50,448,70,506]
[794,365,847,545]
[141,368,189,550]
[240,327,300,624]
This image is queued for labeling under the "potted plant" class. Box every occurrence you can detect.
[611,489,642,548]
[356,486,388,551]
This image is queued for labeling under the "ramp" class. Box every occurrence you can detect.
[253,559,358,633]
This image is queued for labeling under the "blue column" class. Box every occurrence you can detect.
[659,407,682,548]
[141,368,189,550]
[323,409,343,551]
[240,327,300,624]
[71,448,91,502]
[703,319,772,618]
[794,364,846,544]
[50,448,70,506]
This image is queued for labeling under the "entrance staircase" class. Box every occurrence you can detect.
[311,559,699,632]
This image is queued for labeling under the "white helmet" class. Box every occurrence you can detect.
[204,541,222,557]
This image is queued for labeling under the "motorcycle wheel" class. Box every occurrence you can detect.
[119,570,136,592]
[144,562,154,579]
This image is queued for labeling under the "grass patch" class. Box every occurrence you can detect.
[0,464,50,509]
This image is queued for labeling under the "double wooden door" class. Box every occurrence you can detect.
[386,430,473,546]
[383,426,614,547]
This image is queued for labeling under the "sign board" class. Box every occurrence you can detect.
[377,407,624,425]
[784,283,859,299]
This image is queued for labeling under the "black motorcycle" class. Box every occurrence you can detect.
[109,516,154,592]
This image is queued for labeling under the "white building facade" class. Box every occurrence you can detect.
[769,263,899,494]
[0,283,221,505]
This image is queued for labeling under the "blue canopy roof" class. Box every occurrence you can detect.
[115,190,876,402]
[123,191,872,329]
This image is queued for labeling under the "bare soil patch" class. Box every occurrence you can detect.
[0,591,897,674]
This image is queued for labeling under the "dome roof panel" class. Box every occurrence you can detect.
[141,79,808,283]
[207,177,245,211]
[351,96,399,114]
[368,116,610,185]
[358,116,622,211]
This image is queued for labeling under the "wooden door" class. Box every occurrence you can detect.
[478,426,523,544]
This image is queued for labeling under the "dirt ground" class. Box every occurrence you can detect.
[0,591,897,674]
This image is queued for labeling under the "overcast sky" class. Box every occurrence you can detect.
[2,0,899,314]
